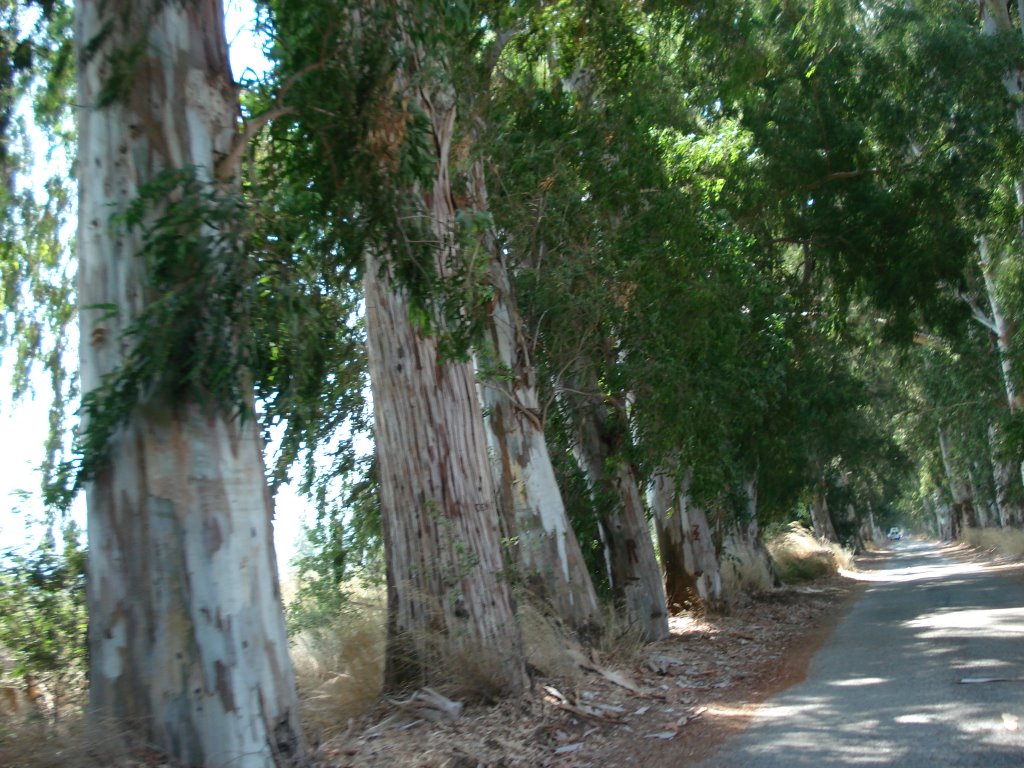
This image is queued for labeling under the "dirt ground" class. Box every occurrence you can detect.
[315,574,864,768]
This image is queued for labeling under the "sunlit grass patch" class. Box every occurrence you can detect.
[768,523,853,584]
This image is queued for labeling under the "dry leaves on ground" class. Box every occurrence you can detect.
[313,578,858,768]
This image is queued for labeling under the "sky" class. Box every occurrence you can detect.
[0,0,311,575]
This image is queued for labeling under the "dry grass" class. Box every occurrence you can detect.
[516,602,581,680]
[290,585,387,740]
[0,712,130,768]
[768,523,854,584]
[962,527,1024,559]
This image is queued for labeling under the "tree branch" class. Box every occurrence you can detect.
[959,290,998,335]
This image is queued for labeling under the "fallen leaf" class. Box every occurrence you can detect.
[554,743,584,754]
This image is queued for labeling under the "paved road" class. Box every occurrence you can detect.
[697,540,1024,767]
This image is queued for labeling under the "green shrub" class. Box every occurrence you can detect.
[0,520,87,723]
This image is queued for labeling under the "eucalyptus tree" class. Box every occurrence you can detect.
[459,7,603,639]
[75,1,305,764]
[483,0,694,637]
[261,0,527,692]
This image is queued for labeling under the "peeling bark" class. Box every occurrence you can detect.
[722,473,775,598]
[469,164,602,638]
[938,426,974,540]
[77,2,304,765]
[362,66,524,692]
[990,423,1023,527]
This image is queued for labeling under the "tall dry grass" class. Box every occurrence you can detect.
[962,527,1024,559]
[0,712,129,768]
[290,584,387,739]
[768,522,853,583]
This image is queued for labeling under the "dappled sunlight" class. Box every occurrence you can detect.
[829,676,888,687]
[906,607,1024,638]
[895,713,938,724]
[701,542,1024,766]
[840,560,985,583]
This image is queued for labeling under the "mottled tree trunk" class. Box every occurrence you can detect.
[362,75,524,692]
[77,2,304,766]
[469,164,601,638]
[648,466,722,612]
[567,367,669,641]
[722,473,775,597]
[981,4,1024,494]
[859,504,880,547]
[648,470,698,612]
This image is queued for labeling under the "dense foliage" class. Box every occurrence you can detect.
[5,0,1024,729]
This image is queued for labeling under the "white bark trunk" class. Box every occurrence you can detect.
[648,466,722,611]
[77,3,304,765]
[722,473,775,598]
[990,423,1023,527]
[938,426,973,539]
[981,5,1024,494]
[978,238,1022,413]
[470,164,601,637]
[362,69,524,691]
[859,504,880,547]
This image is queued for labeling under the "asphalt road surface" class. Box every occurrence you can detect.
[697,540,1024,767]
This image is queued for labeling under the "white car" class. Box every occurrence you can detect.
[887,527,903,541]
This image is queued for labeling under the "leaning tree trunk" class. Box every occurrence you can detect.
[469,164,602,638]
[76,2,304,766]
[567,366,669,641]
[362,71,524,692]
[648,469,699,612]
[981,4,1024,490]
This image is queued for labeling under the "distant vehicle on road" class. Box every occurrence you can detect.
[887,527,903,541]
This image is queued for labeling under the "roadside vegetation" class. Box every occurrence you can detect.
[6,0,1024,765]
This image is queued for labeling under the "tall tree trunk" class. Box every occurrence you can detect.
[978,239,1022,413]
[722,472,775,597]
[567,366,669,641]
[648,469,698,612]
[989,423,1023,527]
[938,426,973,539]
[76,3,305,766]
[810,485,839,542]
[648,465,722,612]
[470,164,602,639]
[859,503,880,547]
[980,4,1024,492]
[362,73,524,692]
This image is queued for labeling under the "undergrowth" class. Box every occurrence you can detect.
[768,522,854,583]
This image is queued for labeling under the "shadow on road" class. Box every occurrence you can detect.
[699,541,1024,767]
